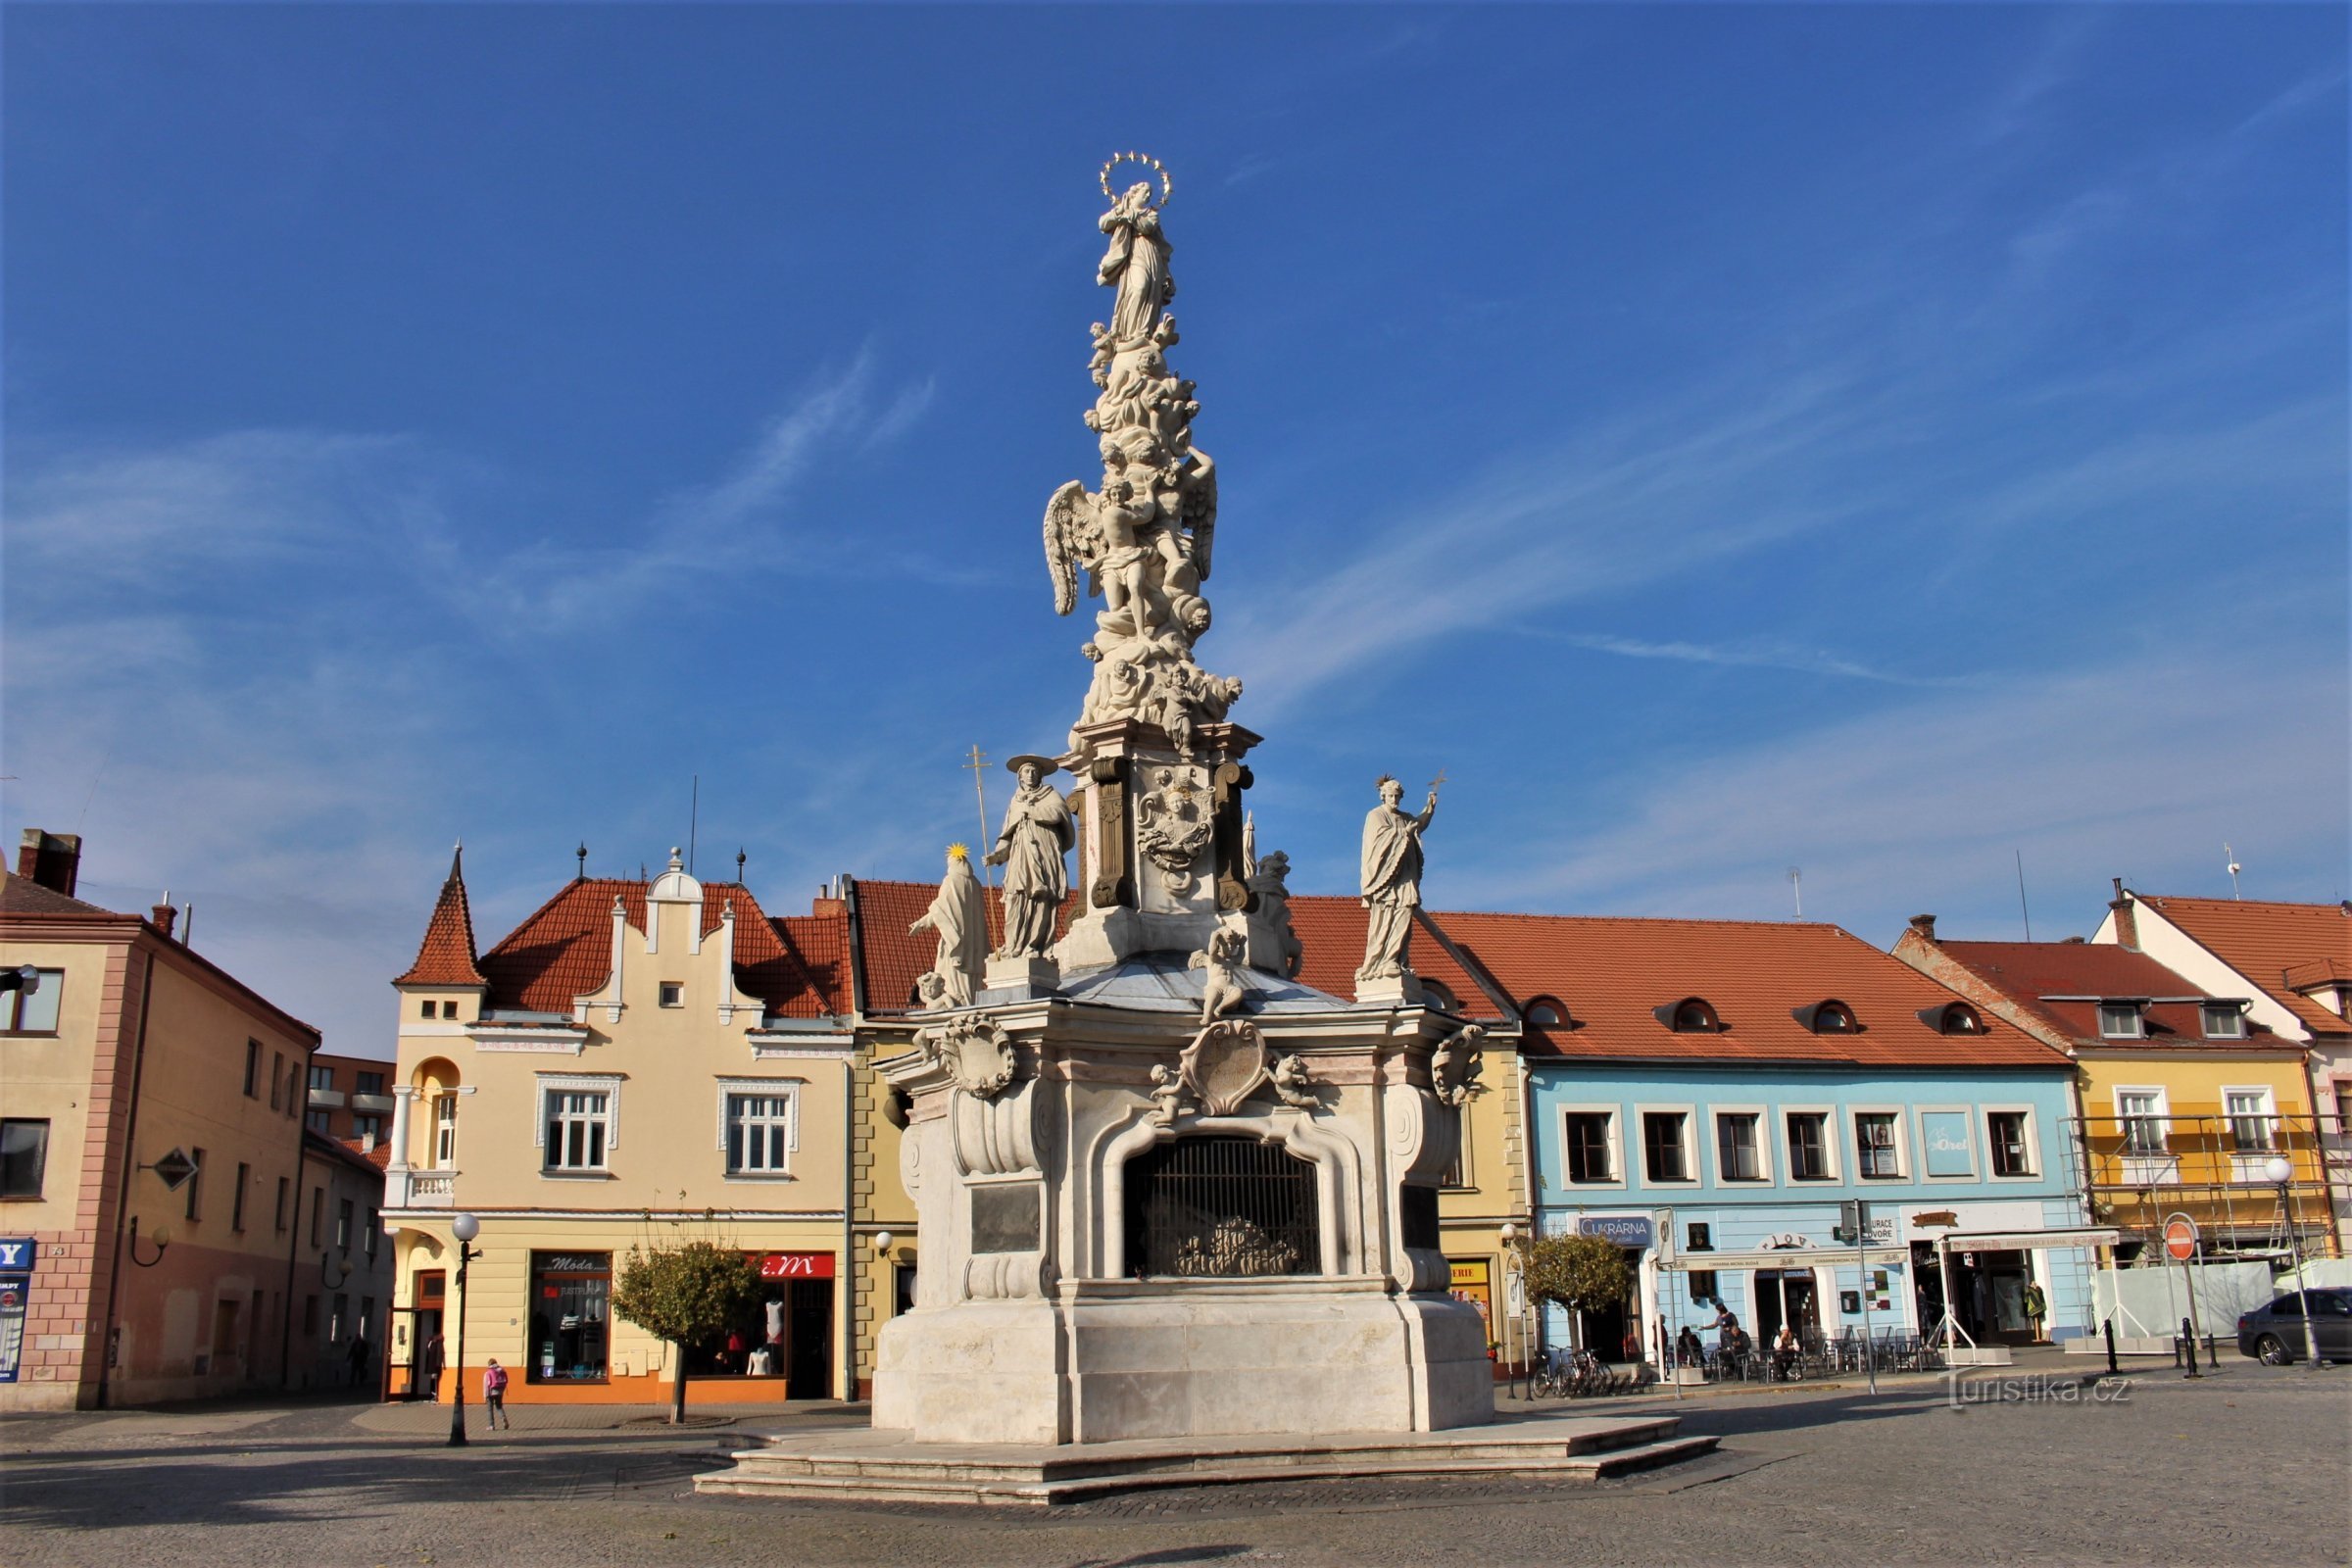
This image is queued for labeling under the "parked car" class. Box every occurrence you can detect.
[2235,1288,2352,1364]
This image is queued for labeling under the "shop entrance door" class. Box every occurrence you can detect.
[786,1279,832,1397]
[1754,1270,1819,1346]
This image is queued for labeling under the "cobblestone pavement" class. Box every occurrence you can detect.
[3,1364,2345,1567]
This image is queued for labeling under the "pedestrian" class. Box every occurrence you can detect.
[2022,1281,2048,1343]
[419,1332,446,1402]
[483,1358,512,1430]
[347,1332,371,1388]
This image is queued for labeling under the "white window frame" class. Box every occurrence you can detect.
[1782,1105,1839,1183]
[431,1093,460,1169]
[1983,1104,2038,1181]
[1634,1102,1699,1189]
[1914,1102,1978,1183]
[2114,1085,2170,1154]
[2222,1086,2277,1152]
[2202,1004,2246,1041]
[1557,1104,1626,1191]
[716,1077,803,1179]
[2097,1003,2145,1040]
[1708,1104,1772,1185]
[3,970,64,1033]
[1849,1105,1907,1182]
[536,1073,623,1173]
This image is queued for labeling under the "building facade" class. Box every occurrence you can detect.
[380,849,868,1403]
[1433,913,2095,1359]
[1897,903,2333,1263]
[1,830,323,1409]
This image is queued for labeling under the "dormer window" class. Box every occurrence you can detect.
[1421,979,1458,1012]
[2098,1003,2144,1040]
[2202,1004,2245,1040]
[1798,1001,1858,1034]
[1939,1003,1984,1036]
[1525,997,1567,1026]
[1662,999,1719,1034]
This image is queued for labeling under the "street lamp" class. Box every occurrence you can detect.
[2261,1155,2318,1368]
[447,1212,480,1446]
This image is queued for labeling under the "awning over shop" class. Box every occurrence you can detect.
[1932,1228,2123,1253]
[1657,1246,1912,1271]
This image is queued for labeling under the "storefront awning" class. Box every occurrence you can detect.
[1932,1227,2122,1253]
[1658,1246,1912,1271]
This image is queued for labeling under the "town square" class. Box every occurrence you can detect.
[1,5,2346,1565]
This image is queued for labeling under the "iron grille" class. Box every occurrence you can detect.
[1126,1136,1320,1278]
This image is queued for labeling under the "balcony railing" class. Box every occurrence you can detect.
[350,1092,395,1114]
[386,1168,458,1208]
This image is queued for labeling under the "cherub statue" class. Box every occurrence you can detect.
[1149,1061,1187,1127]
[1270,1053,1317,1110]
[1188,924,1249,1025]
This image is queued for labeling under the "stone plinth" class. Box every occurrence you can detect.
[871,956,1494,1446]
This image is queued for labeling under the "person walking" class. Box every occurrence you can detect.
[346,1332,371,1389]
[418,1333,446,1402]
[482,1358,512,1430]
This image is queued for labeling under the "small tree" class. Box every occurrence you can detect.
[611,1241,760,1424]
[1522,1234,1635,1352]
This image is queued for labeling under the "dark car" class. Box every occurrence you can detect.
[2236,1288,2352,1364]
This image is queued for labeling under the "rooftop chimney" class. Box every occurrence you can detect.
[16,830,82,897]
[151,896,178,940]
[2108,878,2138,950]
[1907,913,1937,945]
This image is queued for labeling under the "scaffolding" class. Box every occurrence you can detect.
[2061,1111,2340,1262]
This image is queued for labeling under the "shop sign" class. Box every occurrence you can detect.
[760,1251,836,1280]
[1921,1112,1975,1177]
[1577,1215,1654,1249]
[1761,1233,1814,1250]
[0,1237,35,1274]
[1448,1259,1490,1289]
[530,1252,610,1275]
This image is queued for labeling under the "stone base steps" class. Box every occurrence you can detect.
[695,1413,1719,1506]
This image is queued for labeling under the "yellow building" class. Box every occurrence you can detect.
[1895,909,2331,1261]
[381,850,867,1403]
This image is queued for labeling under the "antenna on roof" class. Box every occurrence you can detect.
[2014,850,2034,942]
[2225,843,2242,900]
[688,775,700,876]
[1786,867,1802,920]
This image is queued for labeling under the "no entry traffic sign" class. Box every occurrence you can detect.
[2164,1214,2199,1261]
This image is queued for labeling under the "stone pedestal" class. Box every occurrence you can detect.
[871,966,1494,1446]
[984,954,1060,1000]
[1354,971,1426,1006]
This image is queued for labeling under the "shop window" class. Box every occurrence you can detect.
[1563,1112,1614,1184]
[1854,1112,1901,1179]
[1641,1111,1690,1183]
[1,969,62,1033]
[1987,1111,2034,1177]
[1786,1113,1831,1180]
[0,1119,49,1199]
[528,1252,611,1383]
[1715,1113,1763,1181]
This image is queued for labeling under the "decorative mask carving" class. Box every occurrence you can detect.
[1432,1022,1486,1106]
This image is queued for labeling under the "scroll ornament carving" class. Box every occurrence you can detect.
[1432,1023,1487,1106]
[1043,158,1242,752]
[1177,1017,1267,1116]
[917,1016,1018,1100]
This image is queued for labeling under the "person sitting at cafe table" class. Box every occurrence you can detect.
[1773,1322,1801,1374]
[1675,1326,1704,1367]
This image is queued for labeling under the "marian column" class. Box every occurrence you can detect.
[1033,154,1258,976]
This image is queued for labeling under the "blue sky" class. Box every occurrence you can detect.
[5,5,2345,1057]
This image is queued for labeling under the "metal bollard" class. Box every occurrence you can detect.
[2206,1334,2220,1371]
[2103,1318,2118,1375]
[2181,1318,2201,1378]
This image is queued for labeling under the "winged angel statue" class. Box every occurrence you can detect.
[1043,157,1241,752]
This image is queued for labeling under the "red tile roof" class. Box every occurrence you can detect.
[1428,912,2067,1068]
[1285,896,1507,1018]
[0,871,123,919]
[849,878,1074,1012]
[393,849,486,987]
[471,877,847,1018]
[2134,894,2352,1037]
[1931,940,2258,1048]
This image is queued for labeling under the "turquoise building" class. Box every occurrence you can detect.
[1427,913,2099,1360]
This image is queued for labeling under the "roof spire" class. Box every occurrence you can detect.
[396,844,486,990]
[448,840,465,884]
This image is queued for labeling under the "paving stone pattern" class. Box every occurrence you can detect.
[2,1368,2346,1567]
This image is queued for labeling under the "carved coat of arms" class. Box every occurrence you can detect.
[918,1017,1018,1100]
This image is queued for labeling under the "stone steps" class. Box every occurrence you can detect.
[694,1414,1719,1506]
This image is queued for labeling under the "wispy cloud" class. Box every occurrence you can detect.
[1520,629,1984,689]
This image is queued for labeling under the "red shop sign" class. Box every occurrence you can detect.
[759,1251,835,1280]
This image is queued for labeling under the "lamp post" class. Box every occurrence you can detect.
[447,1212,480,1446]
[2261,1156,2318,1367]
